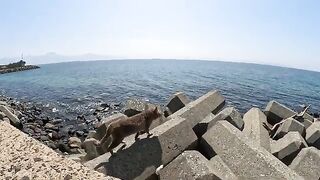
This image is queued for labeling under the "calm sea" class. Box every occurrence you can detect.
[0,60,320,118]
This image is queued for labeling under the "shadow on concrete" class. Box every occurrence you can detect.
[94,136,162,180]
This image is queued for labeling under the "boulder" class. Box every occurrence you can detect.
[0,111,6,119]
[271,132,308,165]
[289,147,320,180]
[165,92,190,117]
[123,98,156,117]
[264,100,296,125]
[94,113,127,140]
[68,137,82,148]
[200,121,303,179]
[170,90,225,128]
[243,107,271,152]
[82,138,100,161]
[305,121,320,149]
[84,116,197,180]
[159,150,221,180]
[0,105,22,128]
[273,118,305,140]
[209,155,237,180]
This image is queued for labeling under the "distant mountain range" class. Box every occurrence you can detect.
[0,52,122,65]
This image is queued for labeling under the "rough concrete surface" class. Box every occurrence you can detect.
[201,121,303,179]
[0,121,116,180]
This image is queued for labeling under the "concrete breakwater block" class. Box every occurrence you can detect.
[169,90,225,128]
[273,117,305,140]
[271,132,308,165]
[302,118,313,129]
[209,155,237,180]
[289,147,320,180]
[264,100,296,125]
[194,107,244,137]
[0,121,116,180]
[200,121,303,179]
[243,107,271,152]
[84,116,197,180]
[164,92,190,117]
[305,121,320,149]
[159,151,221,180]
[0,105,22,128]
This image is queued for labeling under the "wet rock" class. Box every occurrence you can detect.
[76,130,85,137]
[40,135,49,141]
[51,118,63,124]
[44,123,58,131]
[48,131,60,140]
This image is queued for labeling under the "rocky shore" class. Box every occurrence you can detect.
[0,65,40,74]
[1,90,320,179]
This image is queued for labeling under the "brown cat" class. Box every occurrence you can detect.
[95,107,161,155]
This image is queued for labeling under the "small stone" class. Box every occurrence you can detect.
[40,135,49,141]
[68,137,82,148]
[44,123,58,130]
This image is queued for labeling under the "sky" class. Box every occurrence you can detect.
[0,0,319,71]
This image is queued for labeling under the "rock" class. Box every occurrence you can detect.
[87,130,96,139]
[58,142,71,153]
[289,147,320,180]
[44,123,58,131]
[159,150,221,180]
[165,92,190,117]
[169,90,225,128]
[0,105,22,128]
[273,118,305,140]
[82,138,100,161]
[305,121,320,149]
[0,121,116,179]
[68,137,82,148]
[85,116,197,180]
[200,121,303,179]
[40,135,49,141]
[264,100,296,125]
[243,107,271,152]
[76,130,85,137]
[51,118,63,124]
[48,131,60,140]
[14,110,23,118]
[47,142,57,150]
[123,98,156,117]
[0,111,6,119]
[271,132,308,165]
[3,117,10,123]
[209,155,237,180]
[94,113,127,140]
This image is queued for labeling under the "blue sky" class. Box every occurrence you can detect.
[0,0,319,71]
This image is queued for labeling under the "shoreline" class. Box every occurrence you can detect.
[0,94,123,155]
[0,65,40,74]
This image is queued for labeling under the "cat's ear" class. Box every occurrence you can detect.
[154,107,158,113]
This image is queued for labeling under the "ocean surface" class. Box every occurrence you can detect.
[1,60,320,118]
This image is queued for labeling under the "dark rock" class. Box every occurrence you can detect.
[76,130,84,137]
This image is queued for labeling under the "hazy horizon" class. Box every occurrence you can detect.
[1,0,319,71]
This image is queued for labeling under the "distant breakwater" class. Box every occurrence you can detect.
[0,65,40,74]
